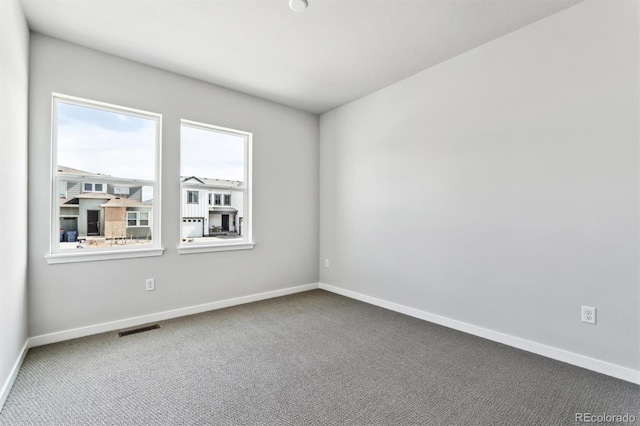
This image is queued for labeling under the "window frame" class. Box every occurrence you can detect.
[214,193,221,206]
[223,194,231,206]
[178,119,254,254]
[126,211,151,228]
[82,182,106,193]
[187,190,199,204]
[58,180,67,198]
[47,93,164,264]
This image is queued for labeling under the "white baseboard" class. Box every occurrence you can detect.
[29,283,320,348]
[0,339,29,412]
[319,283,640,385]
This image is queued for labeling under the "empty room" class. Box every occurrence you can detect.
[1,0,639,424]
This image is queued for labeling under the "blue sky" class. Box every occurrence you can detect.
[57,102,245,183]
[57,102,156,180]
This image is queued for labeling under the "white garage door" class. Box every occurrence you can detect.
[182,218,204,238]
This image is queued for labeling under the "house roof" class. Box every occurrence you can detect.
[100,198,152,208]
[210,207,238,214]
[75,193,115,200]
[181,176,242,188]
[59,198,79,206]
[57,165,109,176]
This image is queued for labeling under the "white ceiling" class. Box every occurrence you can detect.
[20,0,581,114]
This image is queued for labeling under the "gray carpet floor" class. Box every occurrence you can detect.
[1,290,638,425]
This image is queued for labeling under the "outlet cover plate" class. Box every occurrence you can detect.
[581,305,596,324]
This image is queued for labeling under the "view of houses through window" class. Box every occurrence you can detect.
[53,95,159,252]
[180,120,248,245]
[51,95,251,256]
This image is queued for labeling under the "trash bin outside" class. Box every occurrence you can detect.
[60,230,65,242]
[67,231,77,243]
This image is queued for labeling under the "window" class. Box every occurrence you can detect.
[187,190,199,204]
[179,119,253,253]
[48,94,162,264]
[208,193,212,205]
[127,212,138,227]
[59,181,67,198]
[140,212,150,226]
[127,211,150,227]
[82,182,105,193]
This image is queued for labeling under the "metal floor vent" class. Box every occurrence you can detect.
[118,324,160,337]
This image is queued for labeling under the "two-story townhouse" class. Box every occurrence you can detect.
[181,176,244,238]
[58,165,152,242]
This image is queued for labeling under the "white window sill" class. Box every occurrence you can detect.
[46,247,165,264]
[177,241,255,255]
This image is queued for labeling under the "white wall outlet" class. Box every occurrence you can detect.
[145,278,155,291]
[324,259,330,268]
[581,305,596,324]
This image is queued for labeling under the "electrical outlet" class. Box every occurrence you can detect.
[324,259,330,268]
[581,306,596,324]
[145,278,155,291]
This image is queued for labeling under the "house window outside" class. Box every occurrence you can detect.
[208,193,212,205]
[127,211,150,227]
[179,119,253,252]
[50,93,161,259]
[59,181,67,198]
[140,212,150,226]
[187,191,199,204]
[82,182,105,193]
[127,212,137,227]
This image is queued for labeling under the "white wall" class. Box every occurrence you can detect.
[0,0,29,409]
[29,34,319,336]
[320,0,639,371]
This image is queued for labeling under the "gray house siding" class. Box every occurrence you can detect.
[65,181,81,198]
[103,184,142,201]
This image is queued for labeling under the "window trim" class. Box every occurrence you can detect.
[178,119,254,254]
[47,93,163,264]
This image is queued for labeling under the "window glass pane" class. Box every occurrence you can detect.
[181,123,246,243]
[126,211,137,227]
[59,181,67,198]
[54,98,158,252]
[58,102,155,180]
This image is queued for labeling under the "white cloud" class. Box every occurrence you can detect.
[57,112,156,180]
[181,125,245,181]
